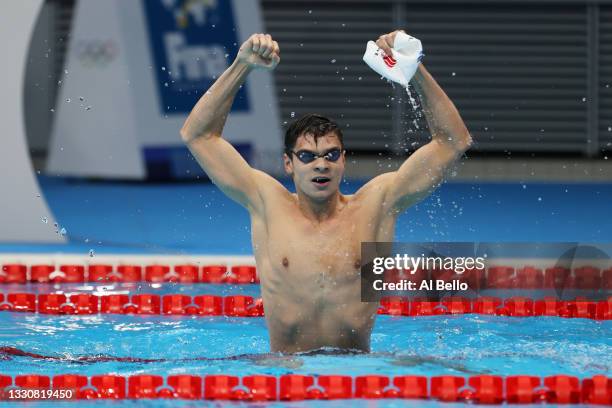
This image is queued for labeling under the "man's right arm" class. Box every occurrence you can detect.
[180,33,280,213]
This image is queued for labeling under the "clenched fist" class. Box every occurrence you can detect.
[376,29,406,57]
[236,33,280,71]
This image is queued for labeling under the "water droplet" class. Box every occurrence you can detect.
[330,59,336,64]
[60,227,67,235]
[50,108,54,112]
[85,106,92,111]
[65,98,71,103]
[164,82,169,87]
[88,249,95,257]
[308,9,312,14]
[161,66,166,71]
[79,96,84,101]
[582,97,586,102]
[41,216,48,224]
[451,72,456,76]
[290,111,295,118]
[608,126,611,132]
[537,197,542,202]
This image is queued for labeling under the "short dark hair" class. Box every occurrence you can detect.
[284,114,344,154]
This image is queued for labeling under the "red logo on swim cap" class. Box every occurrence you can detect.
[383,55,396,68]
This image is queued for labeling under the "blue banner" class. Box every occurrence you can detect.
[142,0,250,114]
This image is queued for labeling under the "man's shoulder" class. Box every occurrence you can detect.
[353,172,395,199]
[252,169,292,198]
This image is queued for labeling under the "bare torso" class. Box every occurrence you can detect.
[251,177,396,353]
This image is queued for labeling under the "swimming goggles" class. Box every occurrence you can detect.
[290,148,343,164]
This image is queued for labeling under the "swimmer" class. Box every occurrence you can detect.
[180,30,472,353]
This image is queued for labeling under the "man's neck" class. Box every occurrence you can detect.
[295,191,344,223]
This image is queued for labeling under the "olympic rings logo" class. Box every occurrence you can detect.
[74,39,118,68]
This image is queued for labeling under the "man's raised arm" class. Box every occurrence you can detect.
[180,33,280,212]
[375,30,473,213]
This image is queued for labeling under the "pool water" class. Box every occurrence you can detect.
[0,283,610,406]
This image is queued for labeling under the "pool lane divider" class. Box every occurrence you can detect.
[0,293,610,319]
[0,374,609,403]
[0,264,259,284]
[2,263,611,289]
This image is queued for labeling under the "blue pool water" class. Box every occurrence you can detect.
[0,283,610,407]
[1,178,610,406]
[1,177,611,254]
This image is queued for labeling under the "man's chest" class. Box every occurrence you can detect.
[254,207,369,276]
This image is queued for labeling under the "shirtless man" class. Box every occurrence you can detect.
[180,30,472,353]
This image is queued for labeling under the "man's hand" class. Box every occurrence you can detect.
[375,29,406,57]
[236,33,280,71]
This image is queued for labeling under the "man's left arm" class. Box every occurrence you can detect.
[385,63,472,212]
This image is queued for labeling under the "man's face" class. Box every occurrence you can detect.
[283,132,345,201]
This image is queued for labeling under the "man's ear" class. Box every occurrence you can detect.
[283,153,293,175]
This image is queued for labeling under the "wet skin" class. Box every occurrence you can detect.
[251,134,397,353]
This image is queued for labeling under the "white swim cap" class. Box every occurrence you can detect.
[362,32,423,87]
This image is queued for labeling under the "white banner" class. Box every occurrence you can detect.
[47,0,282,178]
[0,0,65,243]
[46,0,145,178]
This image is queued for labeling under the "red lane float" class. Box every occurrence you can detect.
[0,374,608,403]
[376,296,611,320]
[3,263,610,288]
[1,264,259,284]
[0,294,610,319]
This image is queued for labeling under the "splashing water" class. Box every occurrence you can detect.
[405,86,421,130]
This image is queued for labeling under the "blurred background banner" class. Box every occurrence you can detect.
[142,0,250,114]
[46,0,282,180]
[46,0,145,179]
[0,0,64,243]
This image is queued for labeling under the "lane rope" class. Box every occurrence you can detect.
[1,263,610,289]
[0,293,609,319]
[0,373,609,403]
